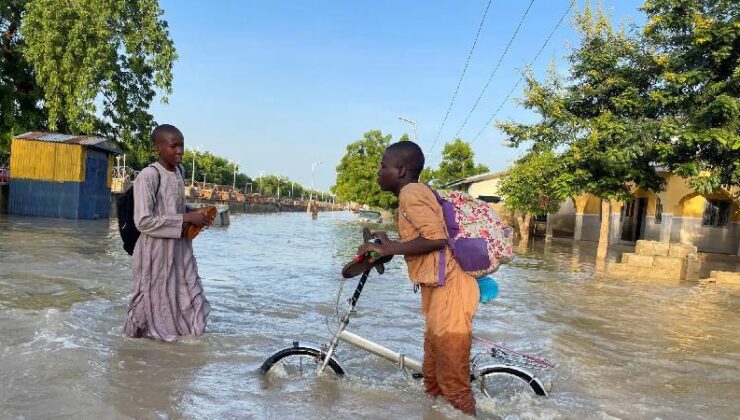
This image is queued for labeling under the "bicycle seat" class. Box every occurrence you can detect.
[341,228,393,278]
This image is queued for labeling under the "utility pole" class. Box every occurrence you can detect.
[398,115,417,143]
[310,161,321,212]
[190,146,201,185]
[231,161,238,190]
[258,170,264,195]
[311,161,321,199]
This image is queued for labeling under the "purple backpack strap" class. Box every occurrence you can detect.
[424,184,449,287]
[437,248,446,286]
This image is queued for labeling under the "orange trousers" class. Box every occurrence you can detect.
[420,272,479,415]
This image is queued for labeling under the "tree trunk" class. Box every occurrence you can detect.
[516,213,532,250]
[596,199,611,260]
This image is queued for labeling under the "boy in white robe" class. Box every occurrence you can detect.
[124,124,212,341]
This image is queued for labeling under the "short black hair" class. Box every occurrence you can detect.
[385,140,425,179]
[151,124,183,145]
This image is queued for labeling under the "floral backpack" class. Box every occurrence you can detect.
[423,187,514,284]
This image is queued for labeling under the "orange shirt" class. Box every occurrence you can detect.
[397,183,470,286]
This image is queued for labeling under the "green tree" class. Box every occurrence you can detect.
[497,4,663,258]
[427,138,489,188]
[498,150,569,245]
[333,129,397,209]
[20,0,176,148]
[419,167,435,184]
[183,150,252,188]
[643,0,740,194]
[253,174,307,198]
[0,0,45,160]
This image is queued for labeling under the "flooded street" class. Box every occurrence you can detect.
[1,211,739,419]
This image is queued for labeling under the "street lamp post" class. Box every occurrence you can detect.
[310,161,322,210]
[190,145,201,186]
[398,115,417,143]
[231,161,238,190]
[258,170,265,195]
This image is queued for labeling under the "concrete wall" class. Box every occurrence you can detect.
[670,217,739,255]
[642,215,662,241]
[580,214,601,242]
[549,198,576,238]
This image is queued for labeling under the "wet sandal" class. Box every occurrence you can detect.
[182,206,218,240]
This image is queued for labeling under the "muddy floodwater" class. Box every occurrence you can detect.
[1,211,739,419]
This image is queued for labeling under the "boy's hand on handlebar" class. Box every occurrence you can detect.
[357,242,387,262]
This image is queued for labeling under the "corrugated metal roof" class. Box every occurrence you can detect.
[443,170,509,188]
[15,131,122,154]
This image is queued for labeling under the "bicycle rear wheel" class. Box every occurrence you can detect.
[477,365,547,398]
[261,346,345,379]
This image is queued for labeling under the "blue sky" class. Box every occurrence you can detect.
[151,0,646,191]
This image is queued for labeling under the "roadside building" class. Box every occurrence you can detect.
[446,170,740,256]
[8,132,121,219]
[570,173,739,255]
[445,171,509,217]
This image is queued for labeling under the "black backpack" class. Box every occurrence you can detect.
[116,164,183,255]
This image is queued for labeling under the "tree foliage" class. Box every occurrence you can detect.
[498,150,568,216]
[253,174,317,198]
[332,129,397,209]
[0,0,45,160]
[497,4,664,201]
[182,150,252,188]
[20,0,177,147]
[643,0,740,193]
[426,138,489,188]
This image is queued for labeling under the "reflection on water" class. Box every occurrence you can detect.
[1,212,739,419]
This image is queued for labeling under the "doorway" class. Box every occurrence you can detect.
[620,198,647,242]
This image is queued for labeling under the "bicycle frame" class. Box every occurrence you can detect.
[263,267,550,397]
[318,269,424,375]
[317,270,537,384]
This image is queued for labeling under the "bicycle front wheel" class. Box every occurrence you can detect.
[477,365,548,398]
[261,346,345,379]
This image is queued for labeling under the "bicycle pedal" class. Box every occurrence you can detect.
[411,372,424,380]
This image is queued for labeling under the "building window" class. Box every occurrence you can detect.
[702,199,731,227]
[654,197,662,224]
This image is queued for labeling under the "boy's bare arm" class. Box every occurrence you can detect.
[357,236,445,261]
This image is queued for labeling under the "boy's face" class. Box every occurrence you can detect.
[377,151,403,192]
[155,132,184,168]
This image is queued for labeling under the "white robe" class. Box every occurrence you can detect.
[123,162,210,341]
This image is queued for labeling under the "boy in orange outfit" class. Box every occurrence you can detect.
[357,141,479,415]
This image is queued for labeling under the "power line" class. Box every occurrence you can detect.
[429,0,494,153]
[451,0,536,141]
[471,0,574,143]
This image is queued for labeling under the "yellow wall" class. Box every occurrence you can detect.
[677,191,740,221]
[10,139,85,182]
[467,177,502,198]
[583,194,601,214]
